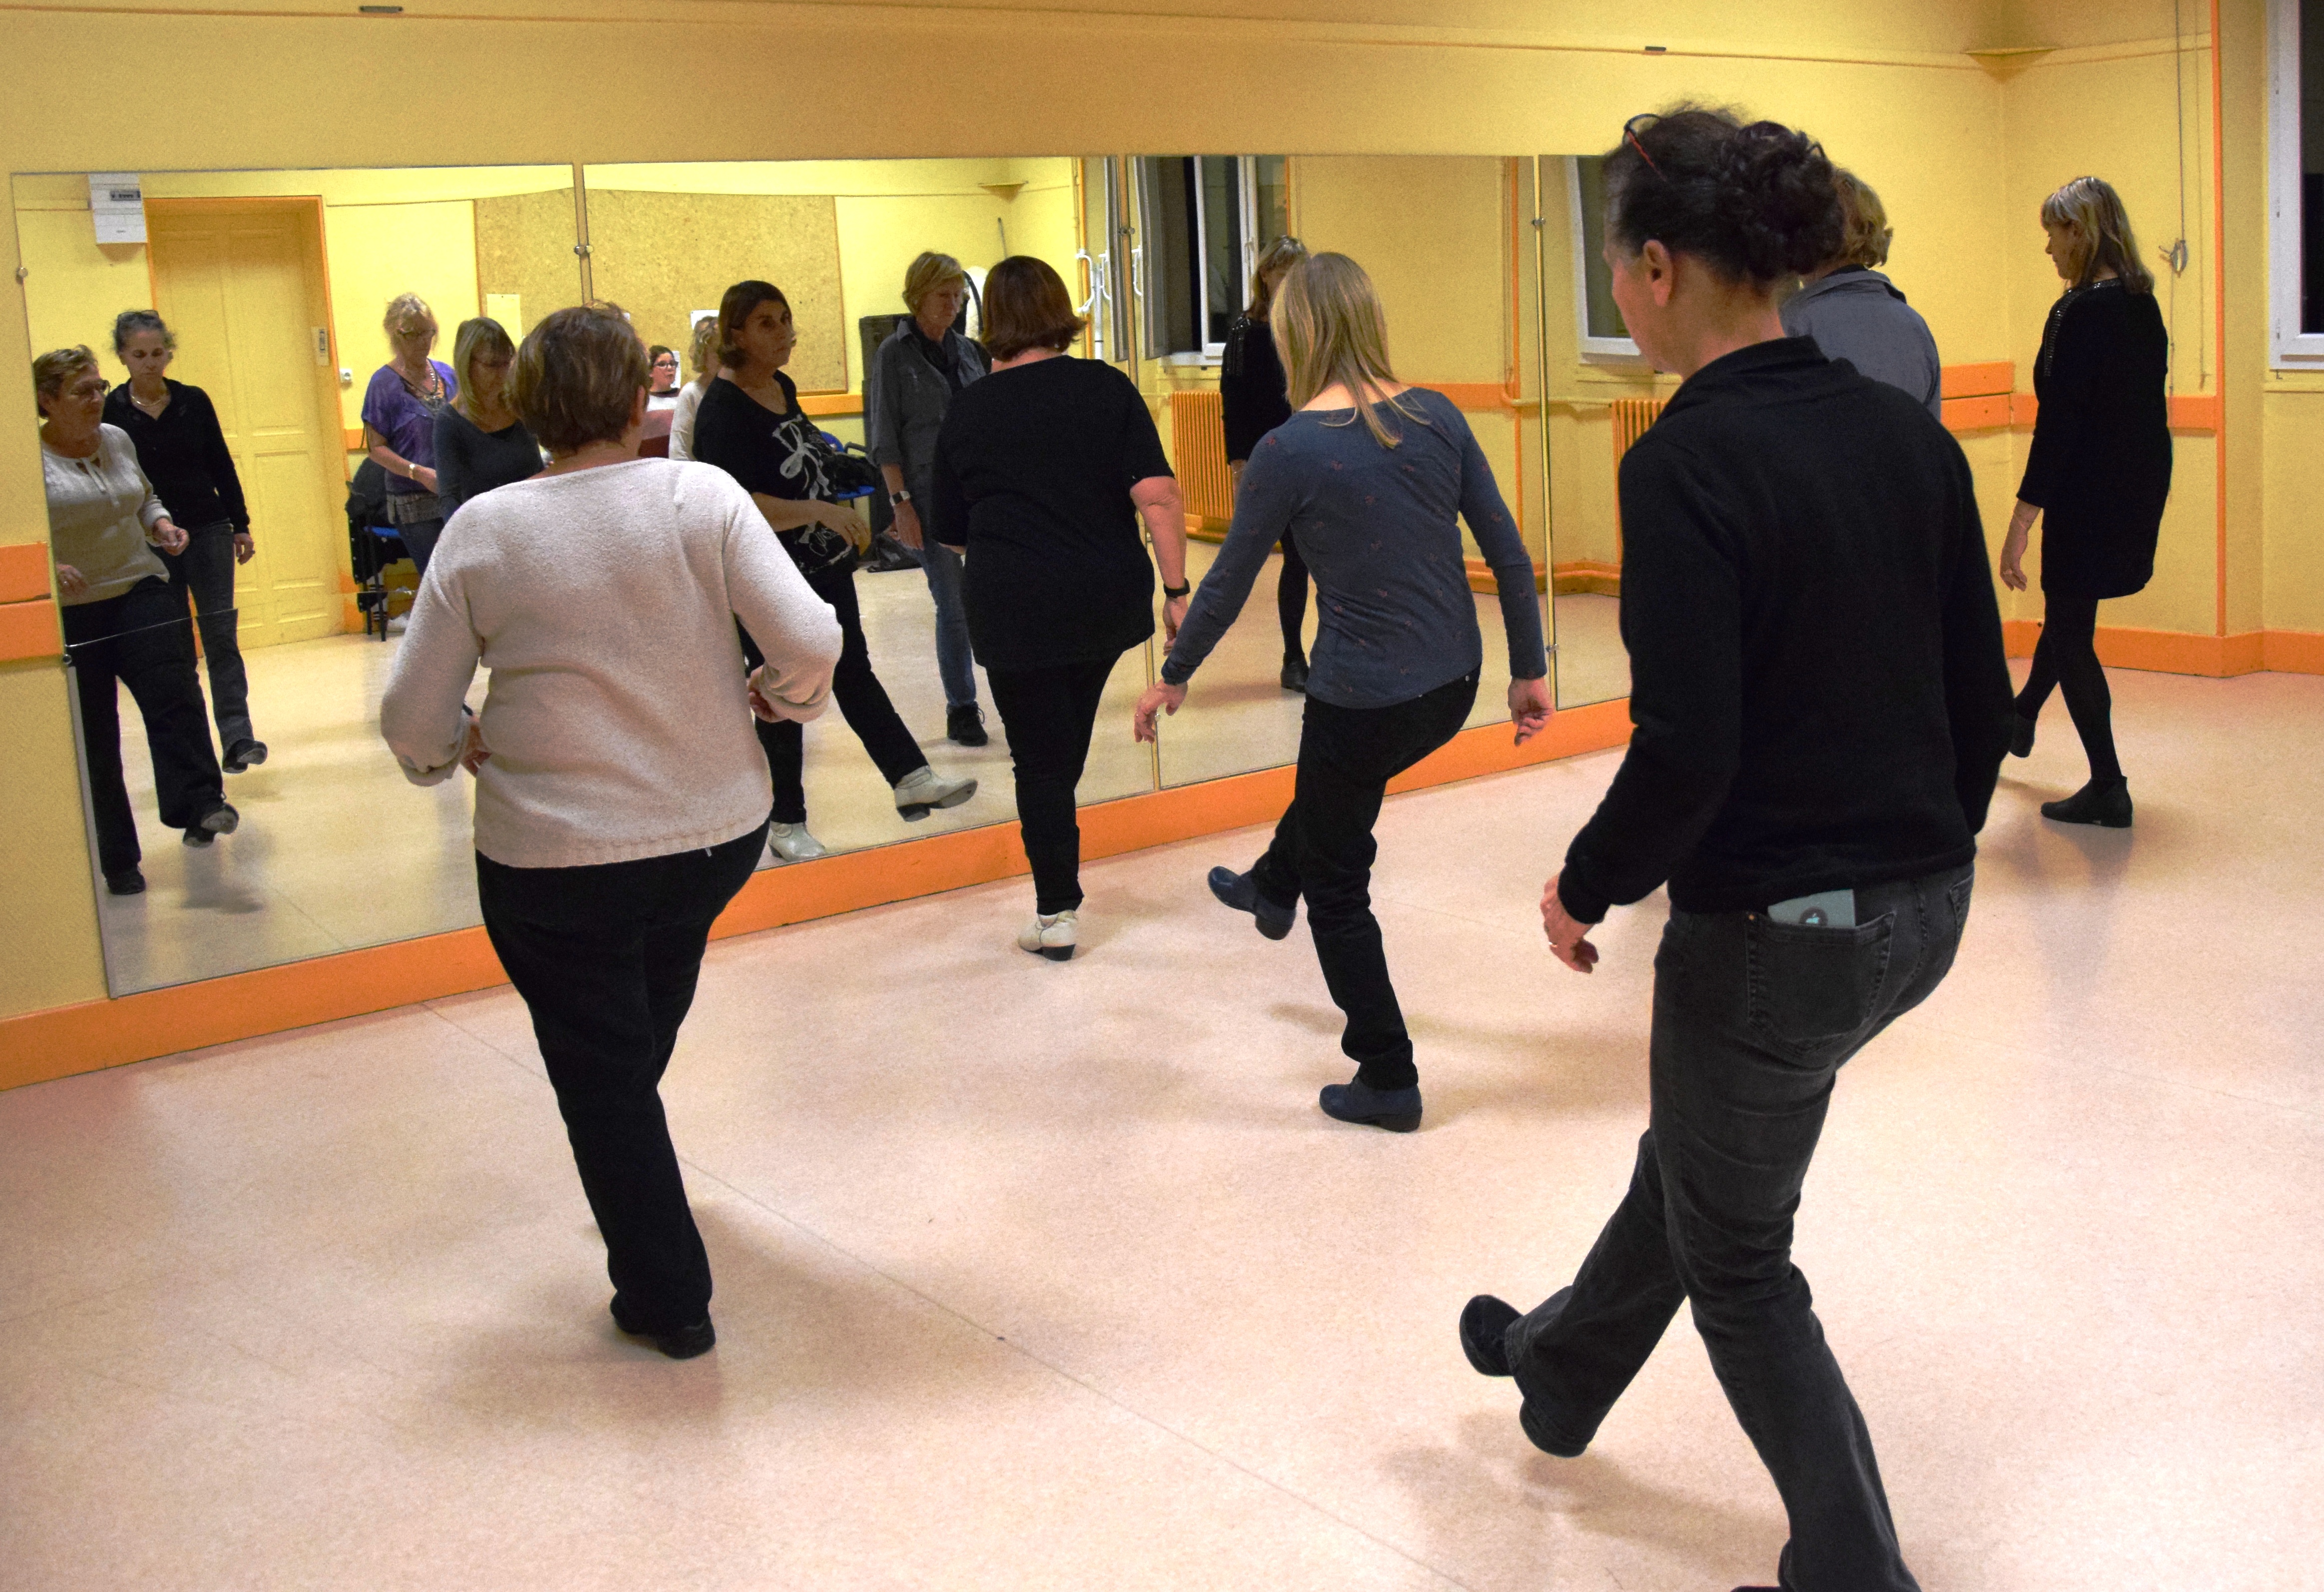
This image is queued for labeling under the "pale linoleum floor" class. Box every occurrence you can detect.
[5,666,2319,1589]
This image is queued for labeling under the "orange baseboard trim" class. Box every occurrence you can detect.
[1462,557,1550,595]
[0,597,62,663]
[2262,629,2324,673]
[2168,394,2222,432]
[1940,362,2014,399]
[1941,394,2012,433]
[0,541,52,604]
[1418,382,1521,412]
[0,701,1635,1092]
[2000,618,2286,677]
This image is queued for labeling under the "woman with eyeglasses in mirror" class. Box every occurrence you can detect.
[646,345,682,410]
[362,292,458,576]
[35,345,233,895]
[692,279,977,863]
[433,317,541,520]
[1220,235,1313,692]
[104,309,267,775]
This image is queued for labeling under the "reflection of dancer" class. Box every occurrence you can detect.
[381,306,842,1360]
[37,346,233,895]
[693,279,976,862]
[646,344,681,411]
[1777,170,1941,418]
[1136,254,1551,1129]
[1461,110,2012,1592]
[105,310,267,774]
[433,318,541,517]
[361,293,458,576]
[869,251,991,747]
[1220,236,1313,692]
[1999,176,2170,829]
[931,257,1188,963]
[667,318,723,463]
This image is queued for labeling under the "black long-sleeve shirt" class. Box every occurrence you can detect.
[1558,338,2012,923]
[102,380,248,533]
[1219,314,1292,464]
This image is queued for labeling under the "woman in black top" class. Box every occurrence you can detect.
[434,317,541,518]
[105,310,265,772]
[692,280,975,862]
[1219,236,1311,691]
[1458,110,2011,1592]
[931,257,1189,962]
[1998,176,2170,828]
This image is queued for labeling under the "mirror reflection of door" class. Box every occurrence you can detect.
[146,201,343,648]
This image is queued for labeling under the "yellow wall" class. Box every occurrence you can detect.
[0,0,2292,1027]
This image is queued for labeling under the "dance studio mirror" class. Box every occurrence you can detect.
[15,148,1656,999]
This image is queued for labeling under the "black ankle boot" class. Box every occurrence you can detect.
[1318,1078,1421,1132]
[1280,657,1309,693]
[2040,777,2132,828]
[2008,713,2036,758]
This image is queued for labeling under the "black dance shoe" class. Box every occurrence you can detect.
[2040,777,2132,828]
[946,703,988,747]
[1459,1294,1520,1377]
[2008,714,2036,758]
[104,867,146,895]
[611,1296,717,1360]
[1280,657,1309,693]
[1318,1078,1422,1133]
[1207,865,1295,940]
[223,739,269,773]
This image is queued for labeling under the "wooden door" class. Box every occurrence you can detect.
[147,202,344,648]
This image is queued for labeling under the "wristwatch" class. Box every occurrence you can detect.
[1162,581,1191,599]
[889,488,913,504]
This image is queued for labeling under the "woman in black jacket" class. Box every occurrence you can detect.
[105,310,266,773]
[1998,176,2170,828]
[1219,237,1311,691]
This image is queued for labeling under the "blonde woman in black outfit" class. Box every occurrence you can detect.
[433,317,541,517]
[692,280,975,863]
[1998,176,2170,828]
[104,310,266,773]
[1458,109,2012,1592]
[1219,236,1312,691]
[931,257,1189,961]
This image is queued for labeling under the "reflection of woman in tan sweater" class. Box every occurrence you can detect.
[381,305,840,1361]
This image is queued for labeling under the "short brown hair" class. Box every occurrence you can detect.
[32,345,99,409]
[1831,171,1894,270]
[981,256,1085,362]
[717,280,789,372]
[509,304,649,454]
[902,251,968,314]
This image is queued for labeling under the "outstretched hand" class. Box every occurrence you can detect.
[1133,680,1185,744]
[1540,877,1600,974]
[1509,676,1553,745]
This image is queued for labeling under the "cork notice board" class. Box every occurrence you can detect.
[472,187,581,338]
[581,190,846,393]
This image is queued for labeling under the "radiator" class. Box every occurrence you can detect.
[1169,391,1235,527]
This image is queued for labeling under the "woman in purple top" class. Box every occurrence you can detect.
[362,292,459,575]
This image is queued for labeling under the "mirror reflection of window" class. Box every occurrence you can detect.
[1570,156,1640,358]
[1137,155,1289,361]
[2305,0,2324,332]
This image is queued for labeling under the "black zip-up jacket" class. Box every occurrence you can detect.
[1219,314,1291,464]
[1558,338,2013,923]
[103,380,249,533]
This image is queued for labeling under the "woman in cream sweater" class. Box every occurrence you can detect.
[381,304,841,1360]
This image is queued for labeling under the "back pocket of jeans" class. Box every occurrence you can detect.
[1745,913,1895,1052]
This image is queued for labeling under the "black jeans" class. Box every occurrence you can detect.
[62,576,225,874]
[742,563,926,825]
[1508,863,1973,1592]
[1277,528,1310,666]
[158,521,255,749]
[986,653,1121,915]
[396,514,444,577]
[2014,593,2119,781]
[1249,670,1476,1091]
[475,823,765,1332]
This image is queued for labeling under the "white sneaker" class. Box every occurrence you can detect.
[893,765,978,821]
[768,821,827,862]
[1016,910,1077,962]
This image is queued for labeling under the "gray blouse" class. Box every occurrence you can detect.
[41,423,170,606]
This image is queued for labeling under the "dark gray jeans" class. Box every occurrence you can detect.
[1508,862,1973,1592]
[158,520,254,750]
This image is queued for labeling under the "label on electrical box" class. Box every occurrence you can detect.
[89,173,146,245]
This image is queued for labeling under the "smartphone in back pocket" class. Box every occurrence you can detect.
[1768,888,1856,928]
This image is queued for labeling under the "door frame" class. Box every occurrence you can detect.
[143,195,353,635]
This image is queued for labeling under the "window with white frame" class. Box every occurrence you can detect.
[1568,157,1642,361]
[1137,155,1289,362]
[2271,0,2324,364]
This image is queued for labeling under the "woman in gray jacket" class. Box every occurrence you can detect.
[1778,170,1942,419]
[868,251,991,746]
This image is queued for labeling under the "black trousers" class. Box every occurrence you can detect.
[158,521,255,750]
[396,514,445,577]
[1249,670,1475,1091]
[475,823,765,1333]
[1507,864,1972,1592]
[986,653,1121,915]
[2014,593,2119,781]
[742,563,926,825]
[1277,529,1310,666]
[62,576,225,874]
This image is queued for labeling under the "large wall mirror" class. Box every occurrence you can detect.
[13,149,1653,1000]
